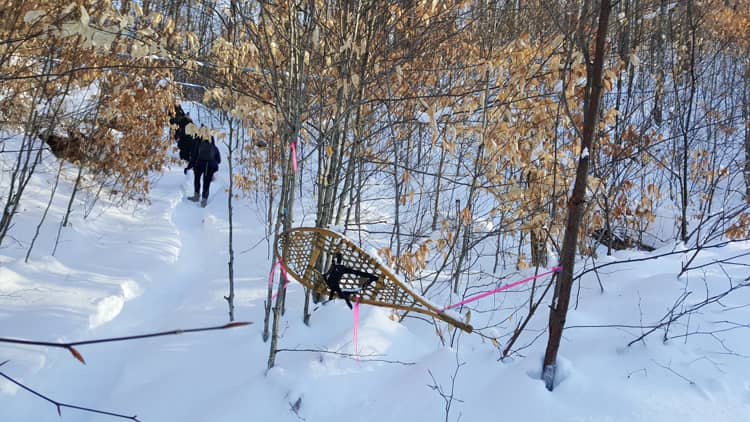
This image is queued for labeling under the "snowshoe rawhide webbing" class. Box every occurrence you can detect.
[277,227,473,333]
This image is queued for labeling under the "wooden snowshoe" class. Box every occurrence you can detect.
[277,227,472,333]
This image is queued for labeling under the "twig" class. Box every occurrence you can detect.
[626,368,648,379]
[635,291,646,345]
[0,322,251,364]
[504,327,548,358]
[427,350,465,422]
[573,238,750,282]
[502,274,556,357]
[275,348,415,365]
[651,359,695,385]
[683,251,750,273]
[0,361,139,421]
[628,291,691,347]
[628,277,750,347]
[239,234,271,255]
[685,356,726,374]
[663,291,690,343]
[565,323,659,329]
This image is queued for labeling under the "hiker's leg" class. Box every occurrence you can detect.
[202,169,212,199]
[193,165,203,195]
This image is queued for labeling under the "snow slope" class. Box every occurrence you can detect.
[1,142,750,422]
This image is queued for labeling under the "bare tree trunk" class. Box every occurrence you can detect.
[0,134,43,245]
[2,46,73,247]
[225,117,236,322]
[303,287,312,326]
[268,134,297,369]
[267,0,309,370]
[432,144,447,231]
[311,86,349,300]
[542,0,611,391]
[262,138,277,340]
[679,0,697,243]
[452,145,482,294]
[390,120,403,273]
[52,163,83,256]
[26,161,64,263]
[530,230,548,267]
[60,98,102,231]
[743,61,750,200]
[0,63,54,246]
[503,273,556,358]
[651,0,668,125]
[452,69,491,292]
[334,110,362,226]
[529,170,548,266]
[61,163,84,228]
[222,3,239,322]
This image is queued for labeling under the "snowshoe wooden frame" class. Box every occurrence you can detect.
[277,227,473,333]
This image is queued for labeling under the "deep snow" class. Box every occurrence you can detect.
[1,135,750,422]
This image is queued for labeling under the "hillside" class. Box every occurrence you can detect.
[2,138,749,422]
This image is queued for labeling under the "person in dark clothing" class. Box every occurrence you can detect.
[323,252,378,309]
[169,104,186,127]
[178,132,198,163]
[186,134,220,207]
[170,105,196,163]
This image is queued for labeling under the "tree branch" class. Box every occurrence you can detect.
[0,322,251,364]
[0,361,139,421]
[573,238,750,283]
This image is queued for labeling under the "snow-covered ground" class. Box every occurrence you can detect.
[2,138,750,422]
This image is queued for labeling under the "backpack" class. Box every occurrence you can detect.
[197,141,214,161]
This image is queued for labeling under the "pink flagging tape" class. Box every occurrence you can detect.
[438,266,563,313]
[291,141,298,173]
[269,258,290,301]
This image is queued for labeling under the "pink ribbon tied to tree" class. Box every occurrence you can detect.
[269,258,290,300]
[290,141,298,173]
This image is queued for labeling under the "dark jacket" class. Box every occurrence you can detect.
[171,107,196,161]
[177,133,197,162]
[170,106,190,141]
[187,138,221,173]
[169,105,186,127]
